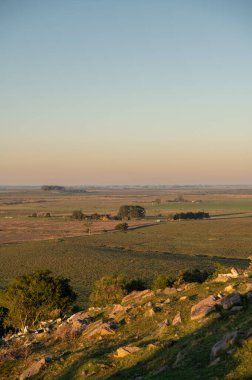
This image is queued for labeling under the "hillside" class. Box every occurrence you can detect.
[0,268,252,379]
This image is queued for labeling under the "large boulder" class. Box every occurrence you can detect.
[115,346,140,358]
[221,292,242,310]
[191,295,221,320]
[211,331,238,358]
[19,356,52,379]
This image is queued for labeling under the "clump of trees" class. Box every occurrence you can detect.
[42,185,65,191]
[117,205,146,220]
[173,211,209,220]
[0,270,76,332]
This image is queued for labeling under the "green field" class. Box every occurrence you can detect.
[0,219,251,306]
[1,187,252,306]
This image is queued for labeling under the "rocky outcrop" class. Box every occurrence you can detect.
[221,292,242,310]
[190,295,221,320]
[115,346,140,358]
[122,289,154,305]
[213,268,240,283]
[211,331,239,358]
[19,356,52,379]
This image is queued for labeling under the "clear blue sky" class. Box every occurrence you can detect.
[1,0,252,185]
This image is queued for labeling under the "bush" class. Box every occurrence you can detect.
[177,269,210,284]
[0,270,77,331]
[152,274,175,290]
[115,223,128,231]
[125,279,147,293]
[72,210,84,220]
[89,275,127,307]
[45,212,51,217]
[31,212,37,217]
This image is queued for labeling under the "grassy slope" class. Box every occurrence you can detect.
[1,277,251,380]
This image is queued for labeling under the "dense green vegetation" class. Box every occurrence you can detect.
[0,271,76,331]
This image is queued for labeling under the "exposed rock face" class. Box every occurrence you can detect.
[213,268,239,283]
[122,290,154,305]
[144,308,155,317]
[81,320,118,339]
[221,293,242,310]
[172,312,182,326]
[115,346,140,358]
[190,295,220,320]
[211,331,238,358]
[19,356,52,379]
[162,287,177,295]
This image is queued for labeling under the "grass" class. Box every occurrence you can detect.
[0,219,251,306]
[0,188,252,306]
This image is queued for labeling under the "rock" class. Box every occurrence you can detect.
[230,268,239,277]
[230,306,243,312]
[221,292,242,310]
[19,356,52,379]
[164,298,171,304]
[122,290,154,305]
[172,351,184,368]
[208,357,221,367]
[163,287,177,295]
[179,296,187,301]
[246,283,252,292]
[213,274,230,283]
[191,295,221,320]
[211,331,238,358]
[115,346,140,358]
[156,319,169,336]
[144,308,155,317]
[224,285,235,294]
[172,312,182,326]
[110,304,125,314]
[81,320,117,339]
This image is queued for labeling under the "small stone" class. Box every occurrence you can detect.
[179,296,187,301]
[172,312,182,326]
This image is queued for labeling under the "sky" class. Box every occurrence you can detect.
[1,0,252,185]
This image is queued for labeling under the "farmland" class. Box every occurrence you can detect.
[0,186,252,306]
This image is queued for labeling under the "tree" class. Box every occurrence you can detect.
[117,205,145,220]
[89,275,127,307]
[0,270,76,331]
[72,210,84,220]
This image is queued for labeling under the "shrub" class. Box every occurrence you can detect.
[45,212,51,217]
[125,279,147,293]
[0,270,77,331]
[177,269,210,284]
[31,212,37,217]
[115,223,128,231]
[72,210,84,220]
[152,274,175,290]
[89,275,127,307]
